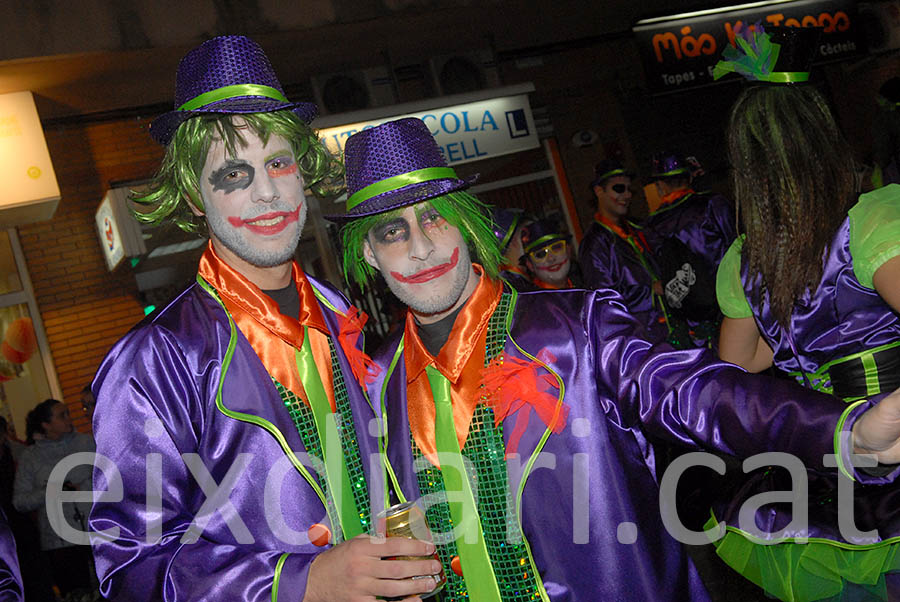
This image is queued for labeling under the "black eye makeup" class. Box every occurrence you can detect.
[209,160,255,194]
[371,217,411,244]
[611,183,627,194]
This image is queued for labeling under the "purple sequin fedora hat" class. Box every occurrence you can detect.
[149,35,317,145]
[325,117,475,223]
[650,151,695,180]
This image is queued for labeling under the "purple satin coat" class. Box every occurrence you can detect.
[373,285,870,601]
[644,191,736,271]
[90,275,379,601]
[740,218,900,377]
[0,510,22,602]
[644,191,736,348]
[577,221,668,340]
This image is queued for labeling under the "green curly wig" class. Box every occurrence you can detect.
[131,111,343,232]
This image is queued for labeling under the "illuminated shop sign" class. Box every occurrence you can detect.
[95,187,146,271]
[0,91,60,226]
[317,93,538,166]
[633,0,858,93]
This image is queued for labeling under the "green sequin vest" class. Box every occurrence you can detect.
[277,338,371,541]
[413,292,543,602]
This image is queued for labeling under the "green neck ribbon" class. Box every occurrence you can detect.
[296,326,363,540]
[346,167,458,211]
[177,84,289,111]
[426,365,503,602]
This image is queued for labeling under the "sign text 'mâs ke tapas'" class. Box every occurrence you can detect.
[633,0,858,93]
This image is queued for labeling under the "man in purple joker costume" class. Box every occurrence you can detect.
[644,152,736,348]
[332,117,900,601]
[578,159,669,342]
[89,37,441,601]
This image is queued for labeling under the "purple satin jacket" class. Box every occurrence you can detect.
[90,274,379,601]
[578,221,668,340]
[373,284,870,601]
[644,191,736,271]
[0,510,22,602]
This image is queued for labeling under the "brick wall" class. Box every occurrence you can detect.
[18,115,164,431]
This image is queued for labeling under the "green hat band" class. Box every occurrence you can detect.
[499,213,522,251]
[346,167,459,211]
[652,167,690,179]
[596,168,626,182]
[177,83,290,111]
[524,233,565,254]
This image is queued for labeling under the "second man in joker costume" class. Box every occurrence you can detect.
[332,117,900,601]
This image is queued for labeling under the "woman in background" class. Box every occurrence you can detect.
[12,400,94,598]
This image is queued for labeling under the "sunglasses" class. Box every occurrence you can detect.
[529,240,567,262]
[610,183,628,194]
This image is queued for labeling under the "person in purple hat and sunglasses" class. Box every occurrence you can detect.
[518,218,577,290]
[90,37,441,601]
[332,116,900,601]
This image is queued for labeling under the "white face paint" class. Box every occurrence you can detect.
[363,203,477,324]
[526,239,572,287]
[196,124,307,276]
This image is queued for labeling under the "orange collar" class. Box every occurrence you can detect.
[594,212,650,253]
[657,188,694,210]
[198,243,334,406]
[594,211,630,239]
[198,243,328,338]
[404,267,503,462]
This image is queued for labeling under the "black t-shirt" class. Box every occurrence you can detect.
[263,282,300,320]
[415,304,465,357]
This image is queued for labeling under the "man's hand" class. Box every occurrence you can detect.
[303,534,442,602]
[852,386,900,463]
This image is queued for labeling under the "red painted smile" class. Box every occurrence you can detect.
[227,206,301,235]
[391,247,460,284]
[540,258,569,273]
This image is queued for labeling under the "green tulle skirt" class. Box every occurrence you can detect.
[705,513,900,601]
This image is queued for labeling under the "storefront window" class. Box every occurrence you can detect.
[0,231,23,295]
[0,229,60,439]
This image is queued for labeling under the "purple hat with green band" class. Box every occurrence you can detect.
[150,35,317,145]
[326,117,475,223]
[650,151,702,180]
[491,207,525,252]
[520,218,569,255]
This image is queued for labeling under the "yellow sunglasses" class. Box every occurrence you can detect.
[529,239,567,262]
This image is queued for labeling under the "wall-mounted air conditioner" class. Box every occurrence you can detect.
[310,66,396,115]
[429,49,501,96]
